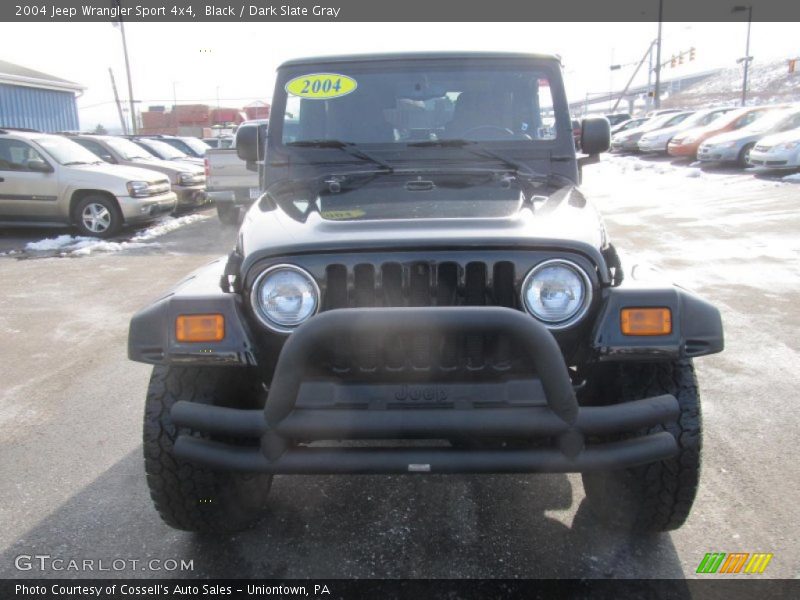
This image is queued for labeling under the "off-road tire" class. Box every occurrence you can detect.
[216,203,240,226]
[74,194,123,238]
[581,359,702,532]
[143,365,273,533]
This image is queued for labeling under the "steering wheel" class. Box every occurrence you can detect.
[461,125,517,140]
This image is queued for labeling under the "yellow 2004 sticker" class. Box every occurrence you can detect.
[285,73,357,99]
[321,209,366,220]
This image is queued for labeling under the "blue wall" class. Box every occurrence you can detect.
[0,83,79,132]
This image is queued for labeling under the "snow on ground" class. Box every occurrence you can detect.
[22,213,209,257]
[582,153,800,293]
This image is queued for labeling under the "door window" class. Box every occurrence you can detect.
[0,139,49,171]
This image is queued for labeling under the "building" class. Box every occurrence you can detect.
[0,60,84,132]
[140,102,270,136]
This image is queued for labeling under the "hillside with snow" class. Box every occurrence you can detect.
[664,59,800,108]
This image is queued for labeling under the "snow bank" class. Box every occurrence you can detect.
[781,173,800,183]
[131,213,208,242]
[24,213,208,256]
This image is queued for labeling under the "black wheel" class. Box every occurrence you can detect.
[217,203,240,226]
[143,365,273,533]
[74,194,122,238]
[738,143,755,168]
[581,360,702,532]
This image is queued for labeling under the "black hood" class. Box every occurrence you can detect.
[237,172,607,274]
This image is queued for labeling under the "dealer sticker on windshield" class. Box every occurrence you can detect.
[285,73,357,99]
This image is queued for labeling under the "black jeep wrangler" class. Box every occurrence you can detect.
[129,52,723,534]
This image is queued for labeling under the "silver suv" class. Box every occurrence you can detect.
[0,128,176,238]
[65,134,207,209]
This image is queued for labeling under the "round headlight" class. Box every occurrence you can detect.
[521,260,592,328]
[251,264,319,333]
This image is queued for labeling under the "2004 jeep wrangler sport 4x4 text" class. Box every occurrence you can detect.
[129,53,723,534]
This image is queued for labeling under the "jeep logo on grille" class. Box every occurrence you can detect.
[394,385,448,402]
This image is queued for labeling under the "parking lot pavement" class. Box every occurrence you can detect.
[1,158,798,579]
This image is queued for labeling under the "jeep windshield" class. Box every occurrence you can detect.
[275,61,563,152]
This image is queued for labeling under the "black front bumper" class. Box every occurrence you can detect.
[169,307,680,474]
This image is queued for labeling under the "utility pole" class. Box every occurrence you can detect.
[612,40,656,113]
[113,1,137,134]
[653,0,664,109]
[172,81,179,134]
[733,5,753,106]
[108,68,128,135]
[647,43,654,111]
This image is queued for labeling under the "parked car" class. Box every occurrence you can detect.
[638,107,733,154]
[203,137,234,149]
[205,119,268,225]
[143,135,211,158]
[128,137,204,167]
[0,128,175,237]
[610,116,649,136]
[646,108,683,117]
[129,51,723,535]
[667,106,774,160]
[747,127,800,170]
[65,134,207,209]
[697,106,800,167]
[611,111,694,153]
[604,112,632,127]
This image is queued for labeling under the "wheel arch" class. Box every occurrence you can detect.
[69,189,123,224]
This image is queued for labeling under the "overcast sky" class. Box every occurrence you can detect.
[1,21,797,130]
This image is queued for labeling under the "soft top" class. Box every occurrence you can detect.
[278,52,561,69]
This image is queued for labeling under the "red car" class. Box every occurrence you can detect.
[667,106,773,159]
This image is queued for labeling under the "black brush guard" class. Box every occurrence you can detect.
[171,307,680,474]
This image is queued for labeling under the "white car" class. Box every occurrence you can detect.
[638,107,733,154]
[748,128,800,170]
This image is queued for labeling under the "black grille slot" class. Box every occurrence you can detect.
[464,262,487,370]
[354,264,378,370]
[381,263,405,369]
[325,264,348,309]
[325,264,350,371]
[493,261,516,369]
[436,262,459,369]
[409,263,431,369]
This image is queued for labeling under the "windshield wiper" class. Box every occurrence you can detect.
[63,161,91,166]
[408,139,563,183]
[286,139,394,173]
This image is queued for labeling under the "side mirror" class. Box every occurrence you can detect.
[580,117,611,155]
[27,159,53,173]
[236,126,263,162]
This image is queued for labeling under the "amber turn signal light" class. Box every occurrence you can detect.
[620,307,672,336]
[176,314,225,343]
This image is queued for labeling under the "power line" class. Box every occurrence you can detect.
[78,96,269,109]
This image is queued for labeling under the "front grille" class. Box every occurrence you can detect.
[148,180,171,196]
[319,260,521,375]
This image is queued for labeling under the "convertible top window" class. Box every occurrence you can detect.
[280,66,558,145]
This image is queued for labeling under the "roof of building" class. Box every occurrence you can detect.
[0,60,84,93]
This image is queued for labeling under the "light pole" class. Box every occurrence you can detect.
[112,1,137,134]
[653,0,664,109]
[732,5,753,107]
